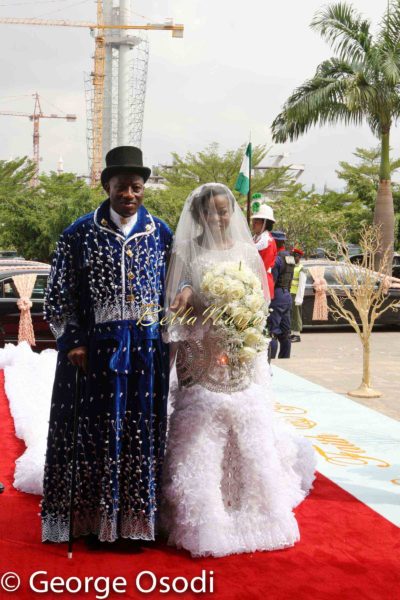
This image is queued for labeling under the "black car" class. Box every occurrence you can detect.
[0,250,24,259]
[0,259,54,349]
[300,260,400,327]
[349,252,400,279]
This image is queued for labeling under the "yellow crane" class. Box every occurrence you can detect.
[0,92,77,187]
[0,1,184,185]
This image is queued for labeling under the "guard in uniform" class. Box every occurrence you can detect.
[250,203,277,299]
[290,248,307,342]
[268,231,295,359]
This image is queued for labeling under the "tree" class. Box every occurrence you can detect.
[271,1,400,266]
[0,157,36,198]
[39,172,104,256]
[336,146,400,247]
[336,146,400,213]
[1,147,296,260]
[312,189,372,244]
[271,185,346,255]
[0,165,104,262]
[142,187,185,232]
[0,157,37,253]
[328,225,400,398]
[160,143,296,218]
[0,157,37,227]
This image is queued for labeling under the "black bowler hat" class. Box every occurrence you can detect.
[101,146,151,188]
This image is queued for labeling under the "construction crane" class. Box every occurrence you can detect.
[0,1,184,185]
[0,92,77,187]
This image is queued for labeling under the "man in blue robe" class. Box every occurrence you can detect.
[41,146,172,544]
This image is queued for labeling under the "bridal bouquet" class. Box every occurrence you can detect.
[200,261,268,363]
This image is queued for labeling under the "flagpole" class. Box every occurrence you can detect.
[247,141,252,225]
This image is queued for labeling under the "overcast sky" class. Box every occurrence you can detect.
[0,0,393,190]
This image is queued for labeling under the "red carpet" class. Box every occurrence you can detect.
[0,369,399,600]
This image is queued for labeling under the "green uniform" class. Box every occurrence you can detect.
[291,264,304,334]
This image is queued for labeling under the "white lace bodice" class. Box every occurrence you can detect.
[173,242,265,393]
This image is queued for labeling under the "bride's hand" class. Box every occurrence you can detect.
[170,287,194,313]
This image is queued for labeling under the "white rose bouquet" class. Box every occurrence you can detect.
[200,261,269,364]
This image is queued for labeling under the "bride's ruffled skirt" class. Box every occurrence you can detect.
[161,379,317,558]
[1,343,316,557]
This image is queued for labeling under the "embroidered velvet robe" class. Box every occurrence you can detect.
[41,200,172,542]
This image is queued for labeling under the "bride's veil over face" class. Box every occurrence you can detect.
[165,183,270,311]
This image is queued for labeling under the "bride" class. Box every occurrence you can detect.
[161,183,316,558]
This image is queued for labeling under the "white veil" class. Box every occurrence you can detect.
[164,183,269,341]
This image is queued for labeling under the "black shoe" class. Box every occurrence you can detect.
[84,534,142,553]
[290,335,301,342]
[0,482,4,494]
[84,534,104,551]
[113,538,143,553]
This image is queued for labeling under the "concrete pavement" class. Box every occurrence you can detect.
[273,327,400,421]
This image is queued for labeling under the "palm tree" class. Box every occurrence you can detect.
[271,1,400,267]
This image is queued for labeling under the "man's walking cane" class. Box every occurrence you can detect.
[68,367,81,559]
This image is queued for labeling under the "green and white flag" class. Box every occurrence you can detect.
[234,142,252,195]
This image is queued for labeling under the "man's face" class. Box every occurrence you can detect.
[294,254,301,264]
[252,218,265,235]
[105,173,145,217]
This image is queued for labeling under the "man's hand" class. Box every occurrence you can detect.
[67,346,88,373]
[170,287,194,313]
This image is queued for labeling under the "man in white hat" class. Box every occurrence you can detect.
[251,202,278,299]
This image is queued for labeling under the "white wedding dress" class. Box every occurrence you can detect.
[2,183,317,560]
[0,342,57,495]
[161,241,317,558]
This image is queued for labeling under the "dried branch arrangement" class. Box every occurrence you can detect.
[329,225,400,398]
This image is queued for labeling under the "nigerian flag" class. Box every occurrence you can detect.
[234,142,252,195]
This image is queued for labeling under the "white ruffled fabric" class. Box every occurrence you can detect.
[1,344,316,558]
[0,342,57,495]
[161,353,317,557]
